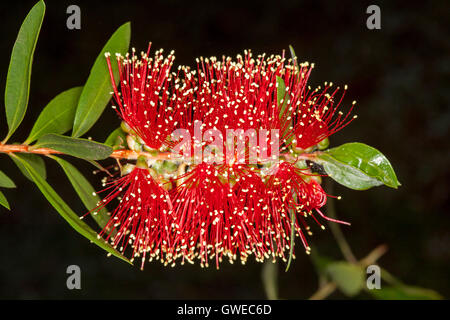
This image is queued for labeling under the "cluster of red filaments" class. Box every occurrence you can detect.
[97,45,355,268]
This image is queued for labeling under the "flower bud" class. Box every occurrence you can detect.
[120,121,132,133]
[121,163,135,176]
[158,177,172,191]
[162,160,178,173]
[310,174,322,184]
[299,173,311,183]
[304,146,315,153]
[136,156,149,169]
[295,160,308,169]
[317,137,330,150]
[127,134,142,152]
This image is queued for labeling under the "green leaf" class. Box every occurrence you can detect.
[3,1,45,142]
[25,87,83,144]
[316,142,400,190]
[370,285,443,300]
[289,45,306,85]
[11,154,131,265]
[326,261,365,297]
[34,134,113,160]
[315,153,383,190]
[53,157,111,229]
[104,127,127,149]
[276,76,293,146]
[0,170,16,188]
[285,209,296,272]
[10,153,46,181]
[72,22,131,138]
[0,191,10,210]
[276,76,288,121]
[262,261,278,300]
[289,45,299,69]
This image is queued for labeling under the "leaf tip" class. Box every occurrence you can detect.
[119,21,131,33]
[392,181,401,189]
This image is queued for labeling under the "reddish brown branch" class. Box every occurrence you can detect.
[0,143,316,162]
[0,144,175,160]
[0,144,63,155]
[109,149,173,160]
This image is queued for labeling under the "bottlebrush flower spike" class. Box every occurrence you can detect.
[93,166,174,269]
[105,43,180,150]
[97,46,358,269]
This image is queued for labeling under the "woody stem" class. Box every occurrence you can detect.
[0,143,316,162]
[0,144,172,160]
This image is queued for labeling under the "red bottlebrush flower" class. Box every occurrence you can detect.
[94,167,174,269]
[105,44,179,150]
[291,81,357,150]
[265,162,349,259]
[232,169,273,262]
[176,52,282,133]
[173,51,310,156]
[171,163,256,268]
[97,46,356,269]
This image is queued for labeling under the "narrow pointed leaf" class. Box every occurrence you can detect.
[315,142,400,190]
[72,22,131,138]
[285,210,296,271]
[0,191,10,210]
[289,45,303,82]
[11,154,131,264]
[0,170,16,188]
[25,87,82,144]
[289,45,299,69]
[276,76,292,145]
[34,134,112,160]
[276,76,288,121]
[3,1,45,142]
[10,153,46,181]
[104,127,127,149]
[53,157,111,229]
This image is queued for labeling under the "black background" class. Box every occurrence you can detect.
[0,0,449,299]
